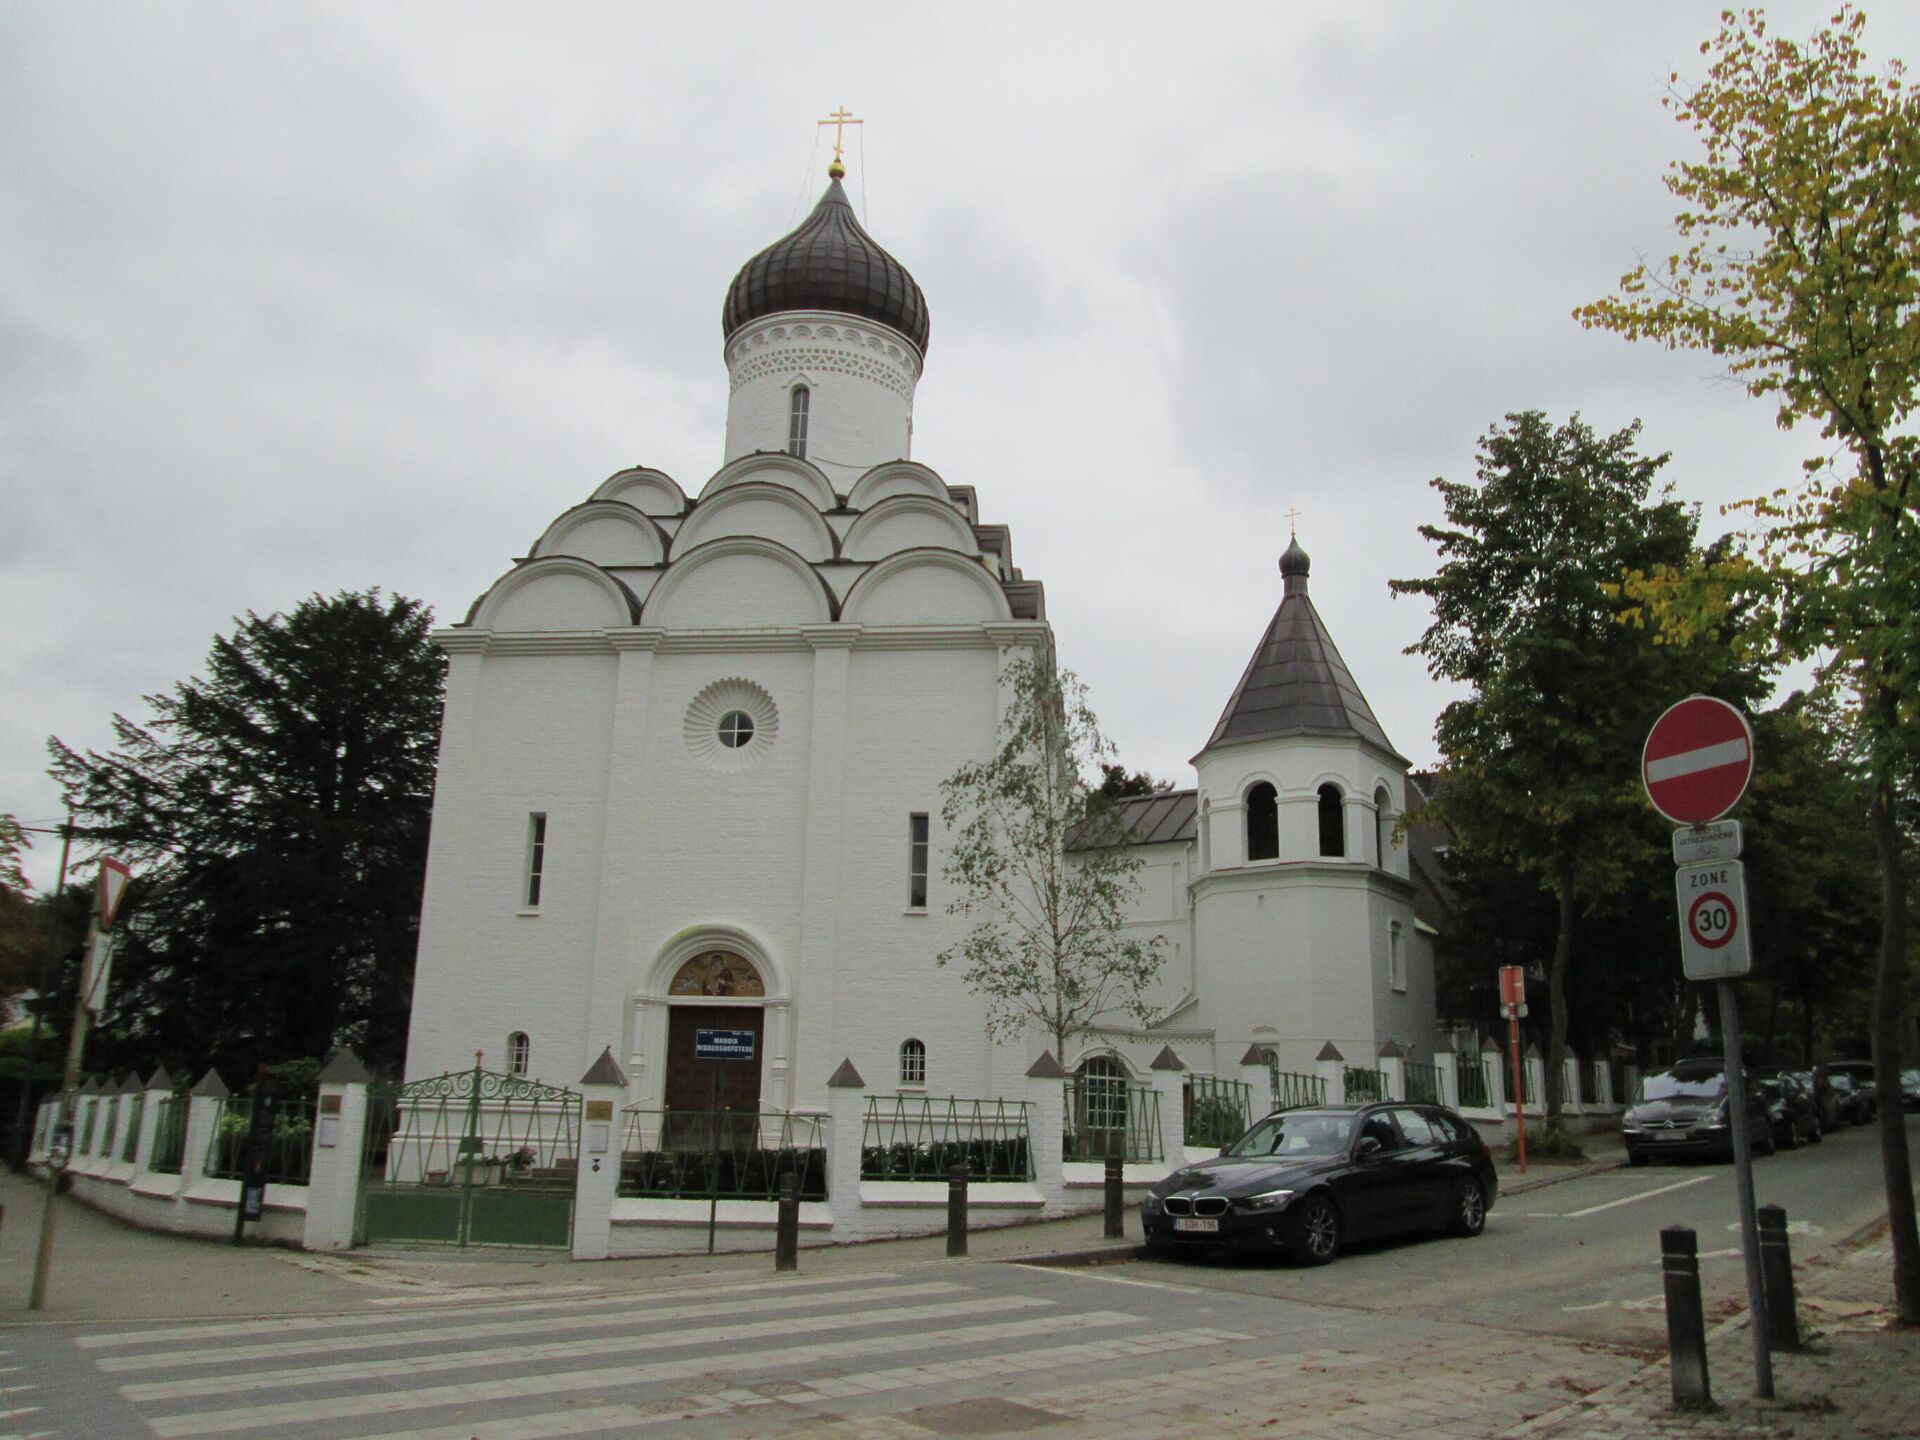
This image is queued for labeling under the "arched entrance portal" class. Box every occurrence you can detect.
[662,951,767,1129]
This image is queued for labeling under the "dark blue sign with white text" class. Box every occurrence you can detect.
[694,1029,757,1062]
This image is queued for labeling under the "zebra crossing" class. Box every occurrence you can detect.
[48,1266,1256,1438]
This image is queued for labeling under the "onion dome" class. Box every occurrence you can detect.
[1279,537,1311,580]
[722,176,930,356]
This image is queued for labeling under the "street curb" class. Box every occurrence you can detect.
[995,1242,1148,1268]
[1501,1159,1627,1197]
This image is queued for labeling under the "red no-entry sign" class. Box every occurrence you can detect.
[1643,696,1754,826]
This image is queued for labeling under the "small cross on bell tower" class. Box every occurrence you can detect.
[818,106,862,180]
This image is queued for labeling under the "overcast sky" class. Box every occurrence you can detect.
[5,3,1911,889]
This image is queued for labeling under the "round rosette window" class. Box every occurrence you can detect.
[684,679,779,772]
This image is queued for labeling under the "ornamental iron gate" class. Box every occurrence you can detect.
[358,1063,581,1249]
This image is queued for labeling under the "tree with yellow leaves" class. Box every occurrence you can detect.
[1578,5,1920,1324]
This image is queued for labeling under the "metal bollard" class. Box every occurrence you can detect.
[1661,1225,1713,1410]
[1758,1205,1800,1352]
[774,1171,799,1272]
[1103,1155,1124,1240]
[946,1163,968,1257]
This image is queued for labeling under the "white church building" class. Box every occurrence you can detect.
[401,162,1445,1120]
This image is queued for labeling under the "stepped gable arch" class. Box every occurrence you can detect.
[841,548,1012,625]
[670,482,837,563]
[532,502,668,567]
[593,467,687,517]
[472,557,640,631]
[847,460,952,510]
[699,452,836,511]
[644,536,836,629]
[842,494,981,562]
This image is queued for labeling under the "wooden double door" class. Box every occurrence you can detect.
[662,1006,765,1145]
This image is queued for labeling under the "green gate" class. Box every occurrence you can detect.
[358,1062,581,1249]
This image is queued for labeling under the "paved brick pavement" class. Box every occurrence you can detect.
[1504,1223,1918,1440]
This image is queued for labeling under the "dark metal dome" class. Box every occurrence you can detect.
[722,178,930,355]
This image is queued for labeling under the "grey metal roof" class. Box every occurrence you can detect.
[1072,788,1198,849]
[1205,546,1397,756]
[723,178,930,354]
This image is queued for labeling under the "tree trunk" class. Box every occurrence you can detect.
[1546,853,1575,1122]
[1867,766,1919,1326]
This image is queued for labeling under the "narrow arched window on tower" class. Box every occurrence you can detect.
[1374,785,1392,869]
[1245,783,1279,861]
[1318,784,1346,857]
[788,385,810,459]
[507,1031,531,1076]
[899,1038,926,1087]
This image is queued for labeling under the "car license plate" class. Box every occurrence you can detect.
[1655,1130,1687,1140]
[1173,1217,1219,1233]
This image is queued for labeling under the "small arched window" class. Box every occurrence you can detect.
[1318,784,1346,857]
[1245,782,1279,861]
[899,1038,926,1086]
[507,1031,531,1076]
[1374,785,1392,869]
[788,385,811,459]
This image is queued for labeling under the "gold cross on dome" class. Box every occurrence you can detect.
[819,106,862,177]
[1286,506,1302,538]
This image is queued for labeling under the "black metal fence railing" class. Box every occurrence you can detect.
[1500,1055,1536,1106]
[1185,1075,1252,1148]
[1063,1078,1162,1162]
[1269,1066,1328,1109]
[1342,1066,1387,1103]
[861,1096,1032,1182]
[149,1095,188,1174]
[1455,1057,1492,1109]
[120,1095,144,1162]
[1579,1059,1600,1106]
[618,1108,827,1201]
[1405,1060,1442,1105]
[206,1092,318,1186]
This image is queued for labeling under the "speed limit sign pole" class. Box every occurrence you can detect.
[1645,696,1771,1399]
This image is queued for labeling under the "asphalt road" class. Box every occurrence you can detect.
[1127,1112,1920,1349]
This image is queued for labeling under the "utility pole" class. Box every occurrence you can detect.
[10,820,71,1171]
[29,857,131,1312]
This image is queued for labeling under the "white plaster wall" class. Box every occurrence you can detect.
[723,313,920,485]
[404,651,619,1084]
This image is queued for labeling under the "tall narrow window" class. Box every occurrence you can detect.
[525,812,548,908]
[508,1031,531,1076]
[1245,783,1279,861]
[908,813,929,909]
[1374,785,1392,869]
[1317,784,1345,857]
[899,1039,927,1086]
[788,385,810,458]
[1389,922,1406,992]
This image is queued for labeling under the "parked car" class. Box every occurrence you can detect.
[1756,1072,1821,1149]
[1791,1069,1845,1132]
[1141,1103,1497,1266]
[1621,1059,1773,1165]
[1823,1062,1878,1124]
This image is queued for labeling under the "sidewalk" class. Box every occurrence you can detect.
[1507,1218,1918,1440]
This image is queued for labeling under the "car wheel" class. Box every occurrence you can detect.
[1293,1194,1340,1266]
[1449,1177,1487,1237]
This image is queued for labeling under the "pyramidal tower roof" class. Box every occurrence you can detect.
[722,174,930,355]
[1203,538,1401,758]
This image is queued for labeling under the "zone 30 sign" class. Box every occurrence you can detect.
[1674,860,1752,981]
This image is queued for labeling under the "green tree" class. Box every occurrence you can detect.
[48,590,445,1079]
[937,657,1166,1058]
[1577,5,1920,1321]
[0,816,37,1000]
[1391,411,1761,1122]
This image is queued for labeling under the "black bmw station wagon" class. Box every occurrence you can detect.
[1141,1102,1498,1265]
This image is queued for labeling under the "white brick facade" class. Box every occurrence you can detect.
[401,181,1441,1115]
